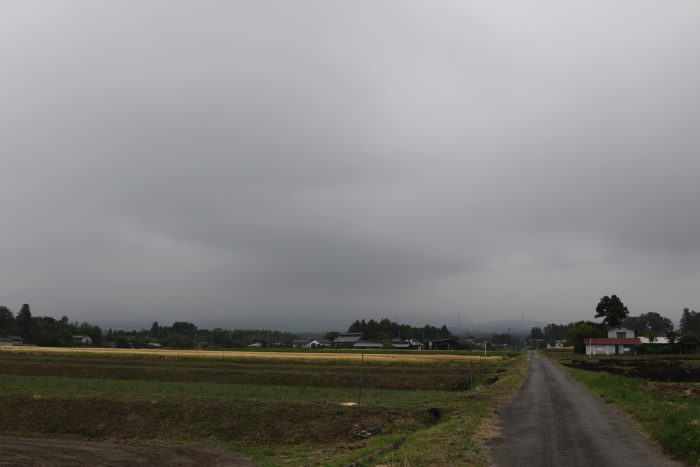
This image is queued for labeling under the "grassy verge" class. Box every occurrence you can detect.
[367,352,528,466]
[545,350,700,466]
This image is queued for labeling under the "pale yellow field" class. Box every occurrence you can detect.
[0,345,501,363]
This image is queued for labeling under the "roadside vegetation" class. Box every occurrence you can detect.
[545,349,700,466]
[0,347,526,465]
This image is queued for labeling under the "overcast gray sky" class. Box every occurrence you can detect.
[2,1,699,331]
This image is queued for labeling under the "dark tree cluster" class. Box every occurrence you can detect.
[566,321,605,353]
[0,304,102,346]
[491,333,518,348]
[529,323,573,343]
[346,318,452,341]
[106,321,297,349]
[622,312,674,336]
[529,321,603,353]
[680,308,700,335]
[595,295,629,327]
[678,308,700,347]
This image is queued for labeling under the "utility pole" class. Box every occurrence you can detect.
[358,352,365,406]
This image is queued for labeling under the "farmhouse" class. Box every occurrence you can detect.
[0,335,25,346]
[292,338,332,349]
[638,336,670,344]
[72,335,93,346]
[391,338,424,350]
[585,327,641,356]
[548,340,572,349]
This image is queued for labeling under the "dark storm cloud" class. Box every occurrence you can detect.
[2,1,700,330]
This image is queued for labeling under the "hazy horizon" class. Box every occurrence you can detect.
[2,2,699,331]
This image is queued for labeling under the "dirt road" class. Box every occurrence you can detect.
[490,351,681,467]
[0,435,255,466]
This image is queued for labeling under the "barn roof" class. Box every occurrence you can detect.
[333,333,364,343]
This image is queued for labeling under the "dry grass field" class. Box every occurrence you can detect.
[0,345,502,363]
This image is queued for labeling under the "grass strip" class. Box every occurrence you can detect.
[0,374,457,408]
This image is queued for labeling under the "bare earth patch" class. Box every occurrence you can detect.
[0,435,254,467]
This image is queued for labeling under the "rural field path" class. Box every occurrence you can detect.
[490,350,681,467]
[0,435,255,466]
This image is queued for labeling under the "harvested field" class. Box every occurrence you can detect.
[0,347,525,465]
[0,351,498,391]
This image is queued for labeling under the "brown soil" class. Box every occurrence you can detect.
[0,435,254,466]
[645,381,700,400]
[0,395,425,446]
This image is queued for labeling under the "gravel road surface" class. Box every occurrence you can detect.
[490,350,681,467]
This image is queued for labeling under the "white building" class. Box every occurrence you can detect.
[585,327,640,356]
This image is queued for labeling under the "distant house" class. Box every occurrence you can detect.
[391,338,424,350]
[292,338,332,349]
[247,342,263,347]
[72,335,93,346]
[548,340,572,349]
[7,336,25,345]
[333,332,364,348]
[585,327,641,355]
[638,336,670,345]
[147,342,162,348]
[0,335,26,346]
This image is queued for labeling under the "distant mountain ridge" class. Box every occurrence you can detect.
[456,318,545,336]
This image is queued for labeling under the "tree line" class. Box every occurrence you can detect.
[343,318,452,342]
[107,321,297,349]
[1,305,460,350]
[529,294,700,353]
[0,304,298,348]
[0,304,103,346]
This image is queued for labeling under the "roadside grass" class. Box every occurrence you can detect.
[366,352,528,466]
[0,349,526,465]
[545,350,700,466]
